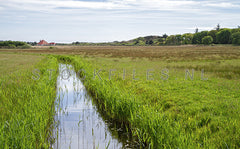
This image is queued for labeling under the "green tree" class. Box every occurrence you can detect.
[165,35,182,45]
[202,36,213,45]
[134,39,140,45]
[135,40,145,46]
[146,39,154,45]
[232,32,240,45]
[158,38,165,45]
[8,44,16,48]
[216,29,232,44]
[166,35,175,45]
[216,24,220,31]
[175,34,182,45]
[192,31,208,44]
[195,28,199,33]
[162,34,168,39]
[231,28,240,34]
[182,33,193,44]
[207,30,218,44]
[158,38,164,43]
[165,35,176,45]
[0,41,30,48]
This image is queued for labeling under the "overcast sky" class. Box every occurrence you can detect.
[0,0,239,43]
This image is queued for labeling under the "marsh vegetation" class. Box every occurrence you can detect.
[0,45,240,148]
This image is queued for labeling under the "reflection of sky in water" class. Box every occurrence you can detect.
[53,64,122,149]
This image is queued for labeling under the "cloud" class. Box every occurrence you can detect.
[2,0,239,11]
[1,0,232,12]
[1,0,126,11]
[0,0,239,42]
[110,0,199,10]
[0,0,238,17]
[186,27,215,31]
[204,2,240,8]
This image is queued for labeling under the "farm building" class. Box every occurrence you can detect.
[49,42,56,46]
[37,40,55,46]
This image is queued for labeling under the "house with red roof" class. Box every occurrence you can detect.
[49,42,56,46]
[37,40,55,46]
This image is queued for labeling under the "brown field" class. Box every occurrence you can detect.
[1,45,240,60]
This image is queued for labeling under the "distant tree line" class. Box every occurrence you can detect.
[72,25,240,46]
[27,41,37,46]
[156,25,240,46]
[148,25,240,46]
[0,41,31,48]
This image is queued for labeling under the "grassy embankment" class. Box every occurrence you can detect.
[0,53,58,148]
[55,45,240,148]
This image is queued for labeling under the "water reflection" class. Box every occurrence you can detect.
[53,64,123,149]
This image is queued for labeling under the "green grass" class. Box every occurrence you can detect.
[0,45,240,148]
[56,54,240,148]
[0,54,58,148]
[0,53,43,76]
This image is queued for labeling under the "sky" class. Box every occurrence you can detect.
[0,0,240,43]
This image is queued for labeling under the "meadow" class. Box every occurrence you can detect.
[0,53,58,148]
[0,45,240,148]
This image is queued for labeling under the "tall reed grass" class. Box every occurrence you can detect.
[56,55,240,148]
[0,56,58,148]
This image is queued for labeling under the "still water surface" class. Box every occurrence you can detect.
[52,64,133,149]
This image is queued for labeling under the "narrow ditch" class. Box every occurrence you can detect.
[52,64,140,149]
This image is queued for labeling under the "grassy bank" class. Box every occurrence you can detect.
[56,48,240,148]
[0,54,58,148]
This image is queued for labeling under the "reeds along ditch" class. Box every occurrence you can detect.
[56,55,240,149]
[0,56,58,148]
[56,55,178,148]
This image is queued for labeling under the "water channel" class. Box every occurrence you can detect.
[52,64,138,149]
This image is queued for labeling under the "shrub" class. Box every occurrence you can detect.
[146,39,154,45]
[182,33,193,44]
[232,32,240,45]
[8,44,16,49]
[216,29,232,44]
[192,31,208,44]
[231,28,240,34]
[19,44,31,49]
[207,30,218,44]
[202,36,213,45]
[166,35,182,45]
[0,41,31,49]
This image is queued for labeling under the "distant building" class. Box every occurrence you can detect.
[37,40,55,46]
[49,42,56,46]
